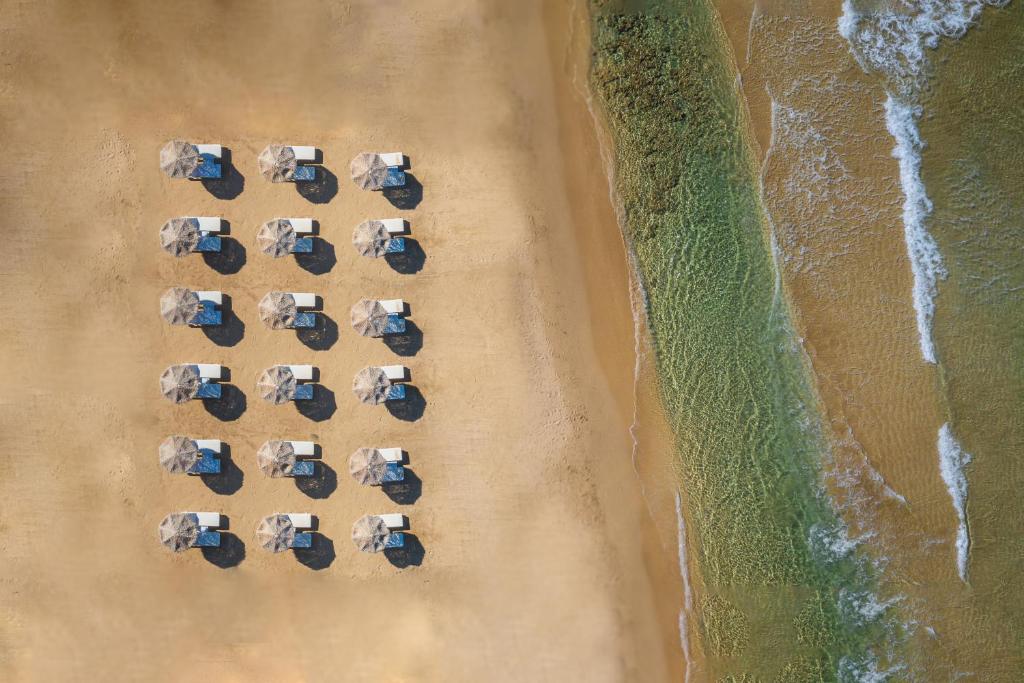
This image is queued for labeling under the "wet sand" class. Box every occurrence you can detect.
[0,1,683,680]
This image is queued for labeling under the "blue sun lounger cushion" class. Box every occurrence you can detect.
[293,384,314,401]
[290,460,315,477]
[189,450,222,475]
[381,462,405,483]
[194,530,221,547]
[385,532,405,549]
[386,384,406,401]
[192,301,222,326]
[385,237,406,254]
[196,382,222,400]
[292,311,317,328]
[382,166,405,188]
[292,237,314,254]
[191,153,222,180]
[195,234,221,252]
[292,165,317,182]
[383,315,406,335]
[292,532,313,549]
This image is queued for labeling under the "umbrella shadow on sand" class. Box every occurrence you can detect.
[294,534,336,570]
[382,320,423,357]
[200,444,244,495]
[295,385,337,422]
[384,534,424,568]
[202,294,245,347]
[295,239,337,275]
[201,148,245,200]
[384,238,426,275]
[382,172,422,210]
[204,384,247,421]
[382,469,422,505]
[202,236,246,275]
[295,462,338,499]
[385,385,426,422]
[296,314,339,351]
[296,167,338,204]
[201,532,246,568]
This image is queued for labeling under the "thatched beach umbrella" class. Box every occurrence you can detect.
[160,140,200,179]
[256,219,297,258]
[350,153,389,191]
[256,514,296,553]
[160,364,201,404]
[352,366,391,405]
[351,514,392,553]
[160,287,201,325]
[258,145,297,183]
[159,436,201,474]
[349,448,388,486]
[352,220,392,258]
[160,217,201,257]
[258,291,298,330]
[158,512,199,552]
[350,299,389,337]
[257,366,297,405]
[257,440,298,478]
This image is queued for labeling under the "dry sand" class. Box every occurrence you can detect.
[0,1,684,680]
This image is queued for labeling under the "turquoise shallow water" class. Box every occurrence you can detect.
[589,2,894,679]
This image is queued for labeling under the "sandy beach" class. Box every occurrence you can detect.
[0,1,684,680]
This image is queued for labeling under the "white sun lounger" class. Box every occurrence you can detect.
[378,152,404,167]
[286,441,316,457]
[290,293,317,309]
[381,365,408,382]
[286,513,313,530]
[379,218,407,235]
[282,218,314,234]
[379,299,404,315]
[194,439,221,453]
[195,217,222,233]
[378,447,403,463]
[194,291,223,305]
[195,364,222,380]
[195,512,221,528]
[286,365,315,381]
[194,144,222,159]
[289,146,317,162]
[378,513,406,530]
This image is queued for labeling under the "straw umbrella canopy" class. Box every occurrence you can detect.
[160,140,200,179]
[159,436,201,474]
[352,220,392,258]
[160,217,201,257]
[349,448,388,486]
[351,514,392,553]
[255,514,296,553]
[350,153,389,191]
[257,440,298,478]
[256,219,297,258]
[257,366,297,405]
[258,145,297,183]
[258,291,298,330]
[350,299,389,337]
[352,366,391,405]
[160,364,201,404]
[158,512,199,552]
[160,287,201,325]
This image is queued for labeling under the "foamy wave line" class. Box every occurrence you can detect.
[937,424,972,582]
[674,491,694,683]
[884,95,946,364]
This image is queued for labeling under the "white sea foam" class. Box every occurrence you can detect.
[674,491,694,683]
[884,95,946,363]
[937,424,972,582]
[839,0,1007,364]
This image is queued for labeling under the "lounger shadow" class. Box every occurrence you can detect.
[382,319,423,357]
[202,295,245,347]
[200,445,244,495]
[382,469,422,505]
[296,314,338,351]
[203,384,247,421]
[384,238,426,274]
[295,385,336,422]
[295,239,337,275]
[385,385,426,422]
[202,236,247,275]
